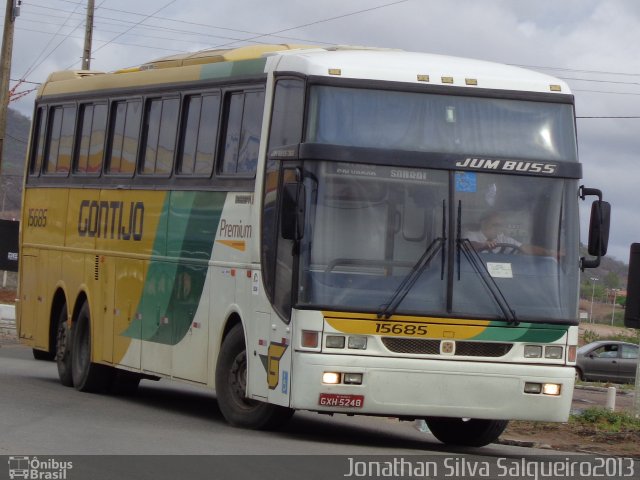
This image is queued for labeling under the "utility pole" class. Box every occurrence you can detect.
[81,0,95,70]
[0,0,19,172]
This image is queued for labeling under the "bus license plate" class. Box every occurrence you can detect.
[318,393,364,408]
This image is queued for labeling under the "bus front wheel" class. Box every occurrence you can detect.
[424,417,508,447]
[71,302,112,393]
[215,324,293,430]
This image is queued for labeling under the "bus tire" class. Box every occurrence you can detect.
[424,417,508,447]
[215,324,293,430]
[55,304,74,387]
[71,302,112,393]
[33,349,55,361]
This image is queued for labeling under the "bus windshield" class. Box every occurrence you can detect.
[306,85,578,162]
[297,162,579,323]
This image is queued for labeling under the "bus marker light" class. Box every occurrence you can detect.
[302,330,319,348]
[328,68,342,76]
[343,373,363,385]
[417,74,430,82]
[542,383,561,396]
[347,336,367,350]
[544,346,563,359]
[322,372,341,384]
[326,335,345,348]
[524,382,542,394]
[524,345,542,358]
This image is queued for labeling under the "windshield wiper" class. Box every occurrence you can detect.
[378,200,447,319]
[455,200,518,325]
[378,238,444,319]
[457,238,519,326]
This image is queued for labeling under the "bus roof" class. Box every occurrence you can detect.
[37,44,571,100]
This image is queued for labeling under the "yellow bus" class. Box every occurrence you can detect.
[18,44,610,447]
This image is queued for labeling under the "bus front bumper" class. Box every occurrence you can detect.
[290,352,575,422]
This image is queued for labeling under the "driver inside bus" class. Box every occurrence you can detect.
[465,211,554,256]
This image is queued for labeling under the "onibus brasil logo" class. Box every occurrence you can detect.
[8,456,73,480]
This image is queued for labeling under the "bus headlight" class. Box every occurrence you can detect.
[524,345,542,358]
[347,336,367,350]
[326,335,345,348]
[322,372,341,384]
[545,346,563,359]
[542,383,561,396]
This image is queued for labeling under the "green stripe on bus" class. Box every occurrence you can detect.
[123,191,226,344]
[200,58,267,80]
[472,323,568,343]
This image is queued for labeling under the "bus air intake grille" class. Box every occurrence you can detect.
[381,338,513,357]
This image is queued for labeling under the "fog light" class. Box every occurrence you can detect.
[301,330,319,348]
[322,372,341,384]
[524,382,542,394]
[545,346,563,359]
[348,336,367,350]
[343,373,363,385]
[543,383,561,396]
[524,345,542,358]
[326,335,345,348]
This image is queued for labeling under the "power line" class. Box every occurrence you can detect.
[16,26,183,54]
[19,0,84,80]
[23,2,337,48]
[573,88,640,97]
[205,0,411,50]
[577,116,640,119]
[72,0,177,67]
[513,63,640,78]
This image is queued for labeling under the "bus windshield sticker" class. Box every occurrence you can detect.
[455,172,477,192]
[486,262,513,279]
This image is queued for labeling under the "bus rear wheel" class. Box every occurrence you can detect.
[424,417,508,447]
[55,304,73,387]
[215,324,293,430]
[71,302,112,393]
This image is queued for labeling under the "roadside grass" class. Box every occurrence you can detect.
[582,328,640,345]
[570,407,640,433]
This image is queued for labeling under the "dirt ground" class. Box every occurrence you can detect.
[0,288,17,304]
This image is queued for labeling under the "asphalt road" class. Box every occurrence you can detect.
[4,338,624,480]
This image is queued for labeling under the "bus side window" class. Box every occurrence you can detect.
[220,89,265,176]
[44,105,75,176]
[141,97,179,176]
[75,103,107,175]
[107,99,141,176]
[177,93,220,177]
[29,107,47,176]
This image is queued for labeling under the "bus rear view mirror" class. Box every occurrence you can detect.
[624,243,640,329]
[587,200,610,257]
[281,183,306,241]
[580,186,610,270]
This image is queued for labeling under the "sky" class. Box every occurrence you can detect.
[4,0,640,262]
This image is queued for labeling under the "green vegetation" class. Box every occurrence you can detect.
[570,407,640,433]
[581,329,640,345]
